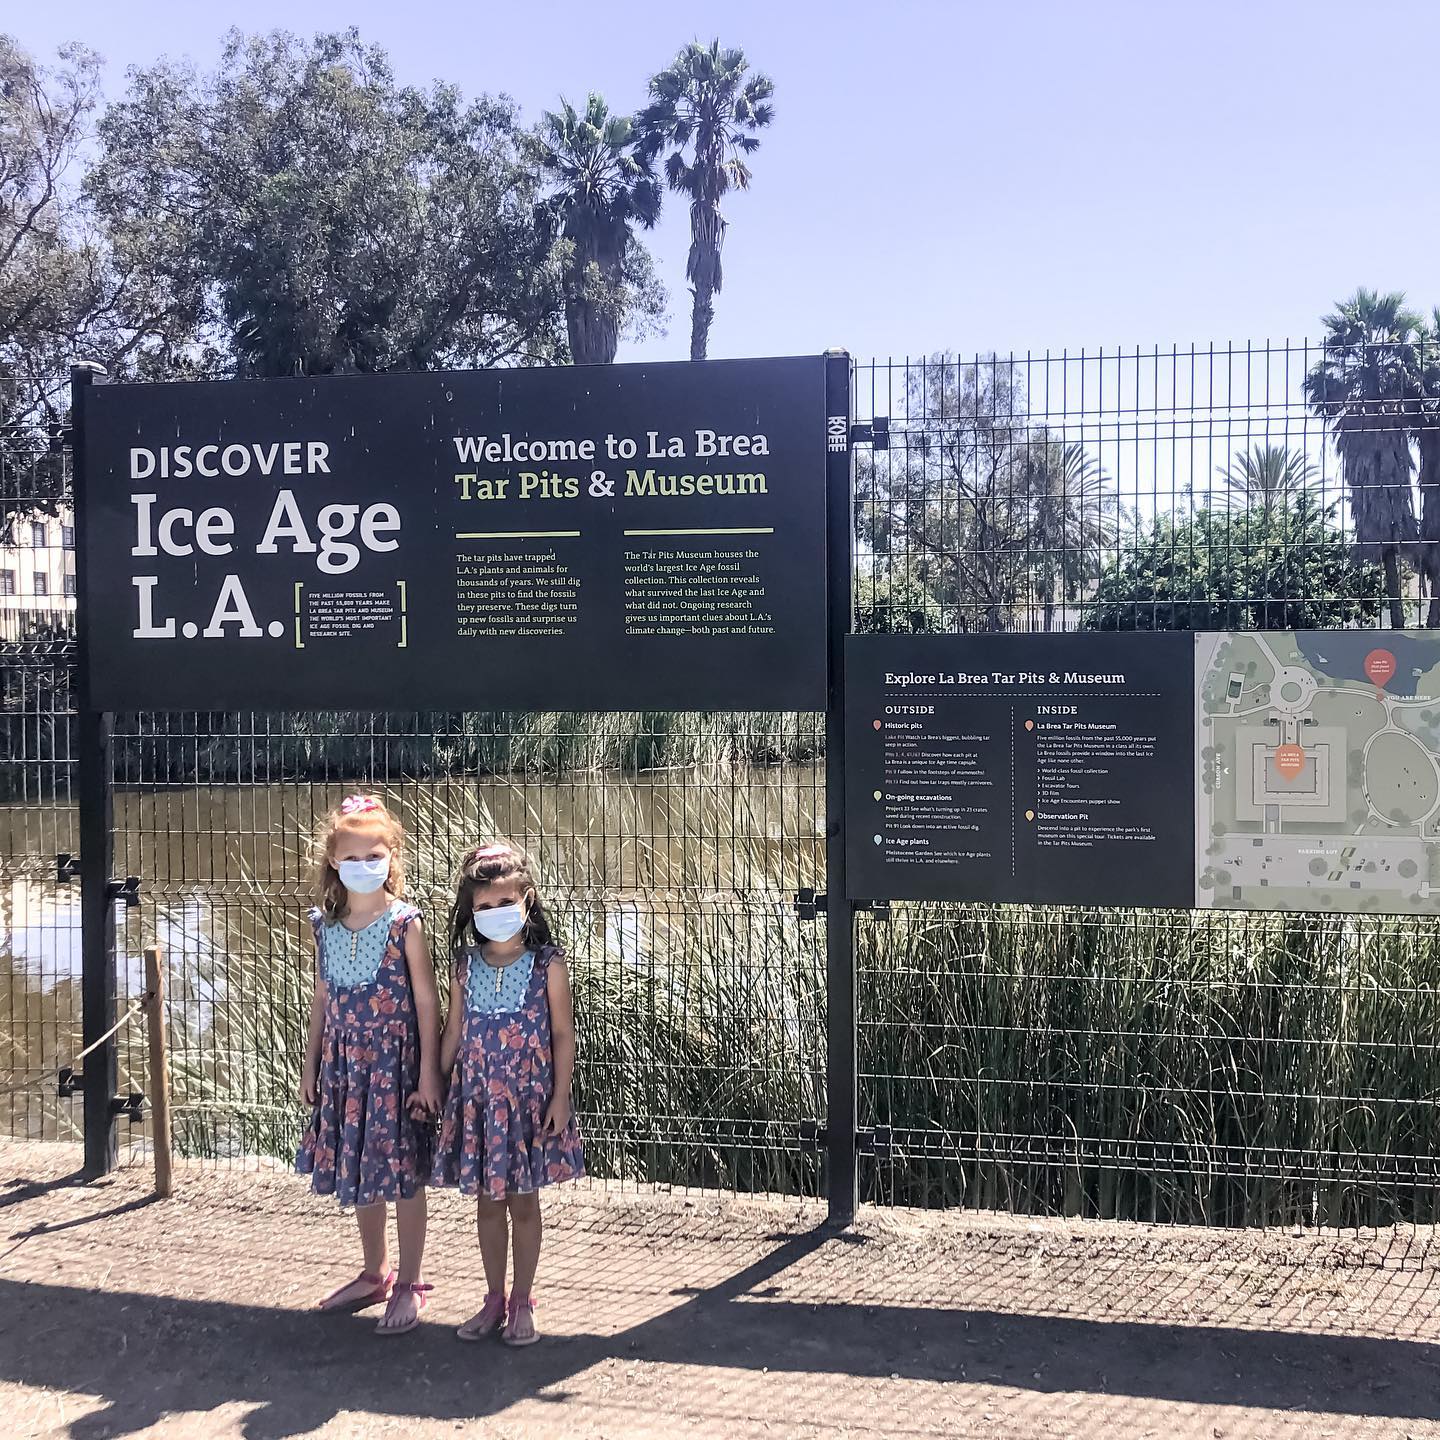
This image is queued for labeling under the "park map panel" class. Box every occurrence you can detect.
[1196,630,1440,915]
[849,629,1440,917]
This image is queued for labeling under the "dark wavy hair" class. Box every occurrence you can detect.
[446,841,554,960]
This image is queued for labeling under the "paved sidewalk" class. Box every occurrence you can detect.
[1,1142,1438,1438]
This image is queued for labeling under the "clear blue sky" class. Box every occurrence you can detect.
[15,0,1440,363]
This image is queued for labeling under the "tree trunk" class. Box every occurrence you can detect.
[565,298,619,366]
[1418,429,1440,626]
[689,282,714,361]
[1382,545,1407,630]
[686,204,723,361]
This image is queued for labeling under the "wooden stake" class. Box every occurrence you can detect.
[143,945,173,1199]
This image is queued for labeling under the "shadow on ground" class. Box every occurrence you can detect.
[2,1220,1437,1439]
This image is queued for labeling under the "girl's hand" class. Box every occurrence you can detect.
[299,1065,319,1109]
[540,1092,571,1137]
[407,1067,445,1122]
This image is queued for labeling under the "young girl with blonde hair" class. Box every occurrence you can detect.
[296,794,443,1334]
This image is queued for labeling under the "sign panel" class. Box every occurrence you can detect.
[845,633,1196,907]
[82,357,828,711]
[1194,630,1440,914]
[849,630,1440,915]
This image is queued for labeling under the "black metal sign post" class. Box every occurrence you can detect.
[71,363,118,1178]
[823,351,858,1226]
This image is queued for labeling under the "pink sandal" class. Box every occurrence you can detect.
[502,1292,538,1347]
[376,1280,432,1336]
[456,1291,506,1342]
[317,1269,394,1312]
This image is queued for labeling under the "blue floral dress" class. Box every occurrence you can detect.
[432,943,585,1199]
[296,900,432,1206]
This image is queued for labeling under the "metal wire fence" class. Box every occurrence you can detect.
[852,344,1440,1225]
[107,711,826,1194]
[0,383,80,1145]
[6,341,1440,1227]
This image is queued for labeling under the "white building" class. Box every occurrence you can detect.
[0,508,77,640]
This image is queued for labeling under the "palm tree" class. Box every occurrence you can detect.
[1304,289,1423,630]
[638,41,774,360]
[1216,443,1316,522]
[1021,434,1119,631]
[1416,310,1440,625]
[537,95,661,365]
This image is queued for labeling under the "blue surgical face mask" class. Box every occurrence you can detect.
[338,856,390,895]
[474,902,526,943]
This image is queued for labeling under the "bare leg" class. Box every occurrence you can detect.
[376,1191,428,1332]
[318,1202,391,1310]
[508,1192,541,1295]
[505,1192,542,1343]
[356,1201,389,1277]
[477,1194,510,1294]
[395,1192,427,1284]
[457,1194,510,1337]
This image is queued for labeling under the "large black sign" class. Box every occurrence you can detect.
[846,633,1196,907]
[81,357,829,711]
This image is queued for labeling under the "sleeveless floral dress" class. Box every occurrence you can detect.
[432,943,585,1199]
[296,900,432,1206]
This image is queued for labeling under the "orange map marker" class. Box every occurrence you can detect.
[1274,743,1305,780]
[1365,648,1396,692]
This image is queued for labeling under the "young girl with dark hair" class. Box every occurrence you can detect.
[431,840,585,1346]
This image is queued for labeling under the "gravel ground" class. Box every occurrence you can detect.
[1,1141,1438,1439]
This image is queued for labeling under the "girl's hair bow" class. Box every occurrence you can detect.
[340,794,381,816]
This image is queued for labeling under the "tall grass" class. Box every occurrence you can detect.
[0,710,823,798]
[859,904,1440,1226]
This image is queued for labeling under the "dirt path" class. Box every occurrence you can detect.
[1,1142,1438,1439]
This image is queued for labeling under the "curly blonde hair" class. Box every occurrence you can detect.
[311,794,407,923]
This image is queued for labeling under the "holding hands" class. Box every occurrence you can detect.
[407,1064,445,1123]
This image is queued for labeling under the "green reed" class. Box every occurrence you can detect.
[858,903,1440,1225]
[129,758,1440,1225]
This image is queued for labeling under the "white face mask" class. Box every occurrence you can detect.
[474,902,526,943]
[338,856,390,895]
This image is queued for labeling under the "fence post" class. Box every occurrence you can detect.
[823,350,858,1225]
[71,362,117,1179]
[143,946,173,1197]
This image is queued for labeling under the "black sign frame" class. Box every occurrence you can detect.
[79,356,830,713]
[845,632,1197,908]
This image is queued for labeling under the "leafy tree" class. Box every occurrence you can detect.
[1216,443,1316,521]
[855,355,1117,633]
[638,40,773,361]
[1083,494,1383,632]
[853,559,951,633]
[88,28,587,376]
[0,35,186,527]
[1,35,103,417]
[1021,431,1119,632]
[537,94,664,365]
[1305,289,1423,629]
